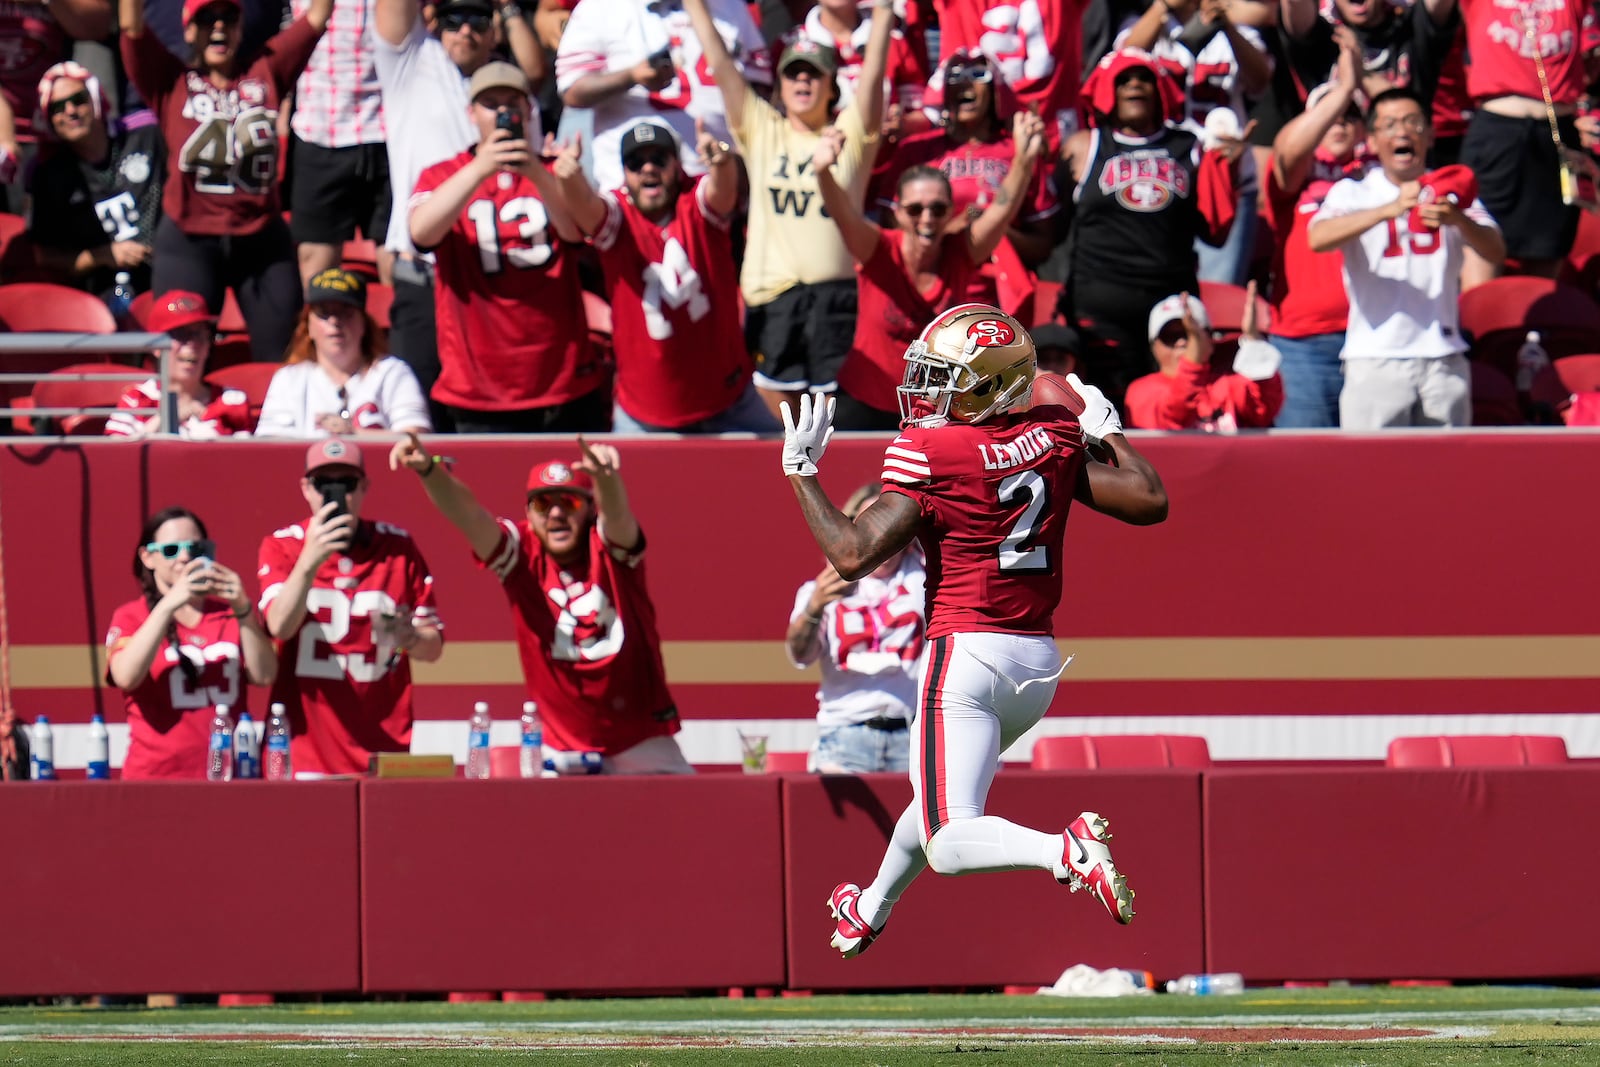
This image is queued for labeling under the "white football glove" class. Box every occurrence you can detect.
[1066,373,1122,445]
[780,393,836,477]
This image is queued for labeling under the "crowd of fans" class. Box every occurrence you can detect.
[1,0,1599,435]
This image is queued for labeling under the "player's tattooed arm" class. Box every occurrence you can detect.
[1074,436,1169,526]
[789,479,919,582]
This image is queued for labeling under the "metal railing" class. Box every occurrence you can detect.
[0,333,174,434]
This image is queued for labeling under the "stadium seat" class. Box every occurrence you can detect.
[341,238,381,280]
[0,281,117,333]
[206,337,255,373]
[126,289,154,330]
[763,751,810,772]
[217,289,248,335]
[1528,354,1600,423]
[1469,362,1523,426]
[1566,209,1600,294]
[1385,735,1569,767]
[28,362,147,435]
[1198,279,1271,339]
[1031,734,1212,770]
[367,281,394,330]
[204,362,280,424]
[0,212,39,281]
[1459,276,1600,383]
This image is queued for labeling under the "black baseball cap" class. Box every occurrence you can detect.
[619,120,679,165]
[305,267,367,311]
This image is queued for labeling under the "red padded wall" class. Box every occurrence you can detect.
[782,771,1205,989]
[0,782,360,996]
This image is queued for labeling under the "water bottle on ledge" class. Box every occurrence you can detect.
[1166,972,1244,995]
[107,271,136,329]
[519,701,542,779]
[87,712,110,780]
[207,704,235,781]
[31,716,56,780]
[265,703,292,780]
[465,702,492,779]
[234,711,260,780]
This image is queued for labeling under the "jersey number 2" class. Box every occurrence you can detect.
[997,469,1049,572]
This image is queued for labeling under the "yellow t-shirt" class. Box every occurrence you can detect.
[732,95,876,307]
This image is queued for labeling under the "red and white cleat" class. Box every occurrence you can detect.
[1059,811,1135,925]
[827,882,882,958]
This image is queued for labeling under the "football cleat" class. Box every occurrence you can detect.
[827,882,882,958]
[1058,811,1135,925]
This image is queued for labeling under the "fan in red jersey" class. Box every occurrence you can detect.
[780,303,1170,959]
[106,506,277,779]
[550,118,774,433]
[407,61,605,434]
[105,290,254,439]
[259,439,444,775]
[389,434,693,775]
[120,0,333,364]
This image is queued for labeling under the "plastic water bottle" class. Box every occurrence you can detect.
[207,704,235,781]
[519,701,543,779]
[107,271,136,328]
[264,703,293,781]
[465,702,492,779]
[234,711,260,780]
[86,713,110,780]
[1166,972,1245,995]
[30,716,56,780]
[1516,330,1550,392]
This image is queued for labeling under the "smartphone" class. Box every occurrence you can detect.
[322,481,350,521]
[647,45,673,73]
[495,109,524,140]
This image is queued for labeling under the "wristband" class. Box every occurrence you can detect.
[803,610,823,624]
[232,606,252,620]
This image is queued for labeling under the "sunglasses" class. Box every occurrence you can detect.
[146,538,216,559]
[312,476,359,494]
[194,7,240,27]
[441,12,493,33]
[48,90,92,117]
[946,63,993,86]
[900,201,951,219]
[624,148,673,172]
[528,491,588,515]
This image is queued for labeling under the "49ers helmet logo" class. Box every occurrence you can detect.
[966,319,1016,347]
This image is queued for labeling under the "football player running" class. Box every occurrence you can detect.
[780,303,1169,958]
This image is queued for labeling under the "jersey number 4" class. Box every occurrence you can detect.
[997,469,1050,572]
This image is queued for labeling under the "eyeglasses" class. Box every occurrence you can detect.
[48,90,92,117]
[781,64,824,81]
[145,538,215,559]
[441,12,493,33]
[900,201,951,219]
[624,148,673,172]
[1374,115,1428,135]
[946,63,993,86]
[528,491,588,515]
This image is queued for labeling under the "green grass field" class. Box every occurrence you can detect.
[4,986,1600,1065]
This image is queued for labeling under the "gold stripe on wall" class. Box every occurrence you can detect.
[11,636,1600,689]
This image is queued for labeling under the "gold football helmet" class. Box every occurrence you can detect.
[897,303,1037,428]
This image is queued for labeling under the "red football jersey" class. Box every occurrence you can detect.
[105,379,255,439]
[122,17,321,236]
[876,129,1059,225]
[934,0,1091,140]
[592,180,749,427]
[1460,0,1593,105]
[879,408,1086,639]
[1266,150,1373,339]
[105,597,249,780]
[479,517,678,755]
[410,151,602,411]
[259,519,441,775]
[836,229,990,413]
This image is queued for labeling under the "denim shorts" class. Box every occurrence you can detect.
[813,721,911,774]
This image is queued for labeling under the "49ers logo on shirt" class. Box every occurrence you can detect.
[967,319,1016,347]
[1099,150,1190,212]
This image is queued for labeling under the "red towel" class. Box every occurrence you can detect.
[1081,48,1186,128]
[1408,164,1478,232]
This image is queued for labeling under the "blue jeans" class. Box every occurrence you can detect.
[1270,332,1345,428]
[813,722,911,774]
[611,380,779,434]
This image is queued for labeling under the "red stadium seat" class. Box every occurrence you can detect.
[1031,734,1211,770]
[1469,362,1523,426]
[204,361,280,424]
[1385,735,1569,767]
[28,362,146,435]
[1566,209,1600,294]
[1529,354,1600,423]
[1459,276,1600,382]
[127,289,155,330]
[217,288,248,335]
[341,238,381,280]
[0,212,39,281]
[1198,279,1271,339]
[366,281,394,330]
[0,281,117,333]
[762,751,810,773]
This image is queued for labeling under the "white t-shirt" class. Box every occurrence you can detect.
[1312,169,1497,360]
[555,0,769,193]
[256,356,431,437]
[372,19,486,254]
[789,553,926,729]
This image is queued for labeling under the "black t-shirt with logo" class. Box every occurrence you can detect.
[27,124,165,295]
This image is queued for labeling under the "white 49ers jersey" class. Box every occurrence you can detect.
[556,0,771,192]
[1312,168,1496,360]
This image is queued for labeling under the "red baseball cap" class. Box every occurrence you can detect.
[183,0,241,26]
[526,460,593,498]
[148,290,216,334]
[305,437,366,478]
